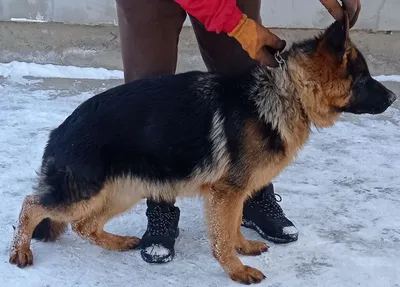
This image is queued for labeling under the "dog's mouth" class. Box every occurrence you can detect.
[365,107,388,115]
[351,101,395,115]
[343,88,397,115]
[371,93,397,114]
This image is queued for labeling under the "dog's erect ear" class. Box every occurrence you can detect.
[321,11,350,62]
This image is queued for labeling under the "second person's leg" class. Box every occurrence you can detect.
[116,0,186,263]
[189,0,298,244]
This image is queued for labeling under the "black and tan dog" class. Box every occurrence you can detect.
[9,15,396,284]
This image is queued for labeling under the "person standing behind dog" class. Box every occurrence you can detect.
[115,0,361,264]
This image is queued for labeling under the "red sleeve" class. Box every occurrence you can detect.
[173,0,243,34]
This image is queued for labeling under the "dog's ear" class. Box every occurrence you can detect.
[321,11,350,62]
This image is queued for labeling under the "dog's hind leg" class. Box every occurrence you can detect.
[205,182,266,284]
[10,190,106,268]
[9,195,51,268]
[71,184,141,251]
[71,207,140,251]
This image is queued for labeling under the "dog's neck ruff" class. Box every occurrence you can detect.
[249,61,309,142]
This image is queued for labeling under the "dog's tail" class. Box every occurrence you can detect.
[32,218,68,242]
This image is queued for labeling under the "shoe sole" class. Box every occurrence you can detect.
[141,249,175,264]
[140,227,180,264]
[241,219,298,244]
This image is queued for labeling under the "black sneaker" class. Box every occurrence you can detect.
[140,200,180,264]
[242,187,298,244]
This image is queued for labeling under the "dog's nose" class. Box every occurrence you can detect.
[388,91,397,105]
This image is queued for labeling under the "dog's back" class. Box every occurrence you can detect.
[36,69,260,207]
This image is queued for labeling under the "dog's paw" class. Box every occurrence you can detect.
[237,240,269,256]
[9,248,33,268]
[230,265,266,284]
[115,236,141,251]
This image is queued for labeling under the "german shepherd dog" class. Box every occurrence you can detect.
[9,15,396,284]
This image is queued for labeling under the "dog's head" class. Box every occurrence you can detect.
[287,13,396,127]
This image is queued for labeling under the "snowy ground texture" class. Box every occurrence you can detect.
[0,62,400,287]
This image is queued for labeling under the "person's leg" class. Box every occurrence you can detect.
[116,0,186,82]
[116,0,186,263]
[189,0,298,244]
[189,0,261,74]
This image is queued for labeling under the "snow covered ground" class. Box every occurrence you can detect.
[0,63,400,287]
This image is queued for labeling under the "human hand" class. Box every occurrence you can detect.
[228,14,286,67]
[320,0,361,28]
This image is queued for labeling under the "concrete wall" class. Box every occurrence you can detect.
[1,0,399,31]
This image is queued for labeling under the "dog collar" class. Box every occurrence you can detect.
[274,51,287,70]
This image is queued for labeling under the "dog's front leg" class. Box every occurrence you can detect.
[205,182,266,284]
[236,213,269,256]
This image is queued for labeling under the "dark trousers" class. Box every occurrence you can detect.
[115,0,275,204]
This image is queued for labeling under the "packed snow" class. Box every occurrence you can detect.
[0,63,399,287]
[1,60,399,83]
[0,61,124,81]
[143,244,173,263]
[282,226,299,236]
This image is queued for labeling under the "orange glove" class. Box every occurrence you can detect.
[228,14,286,68]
